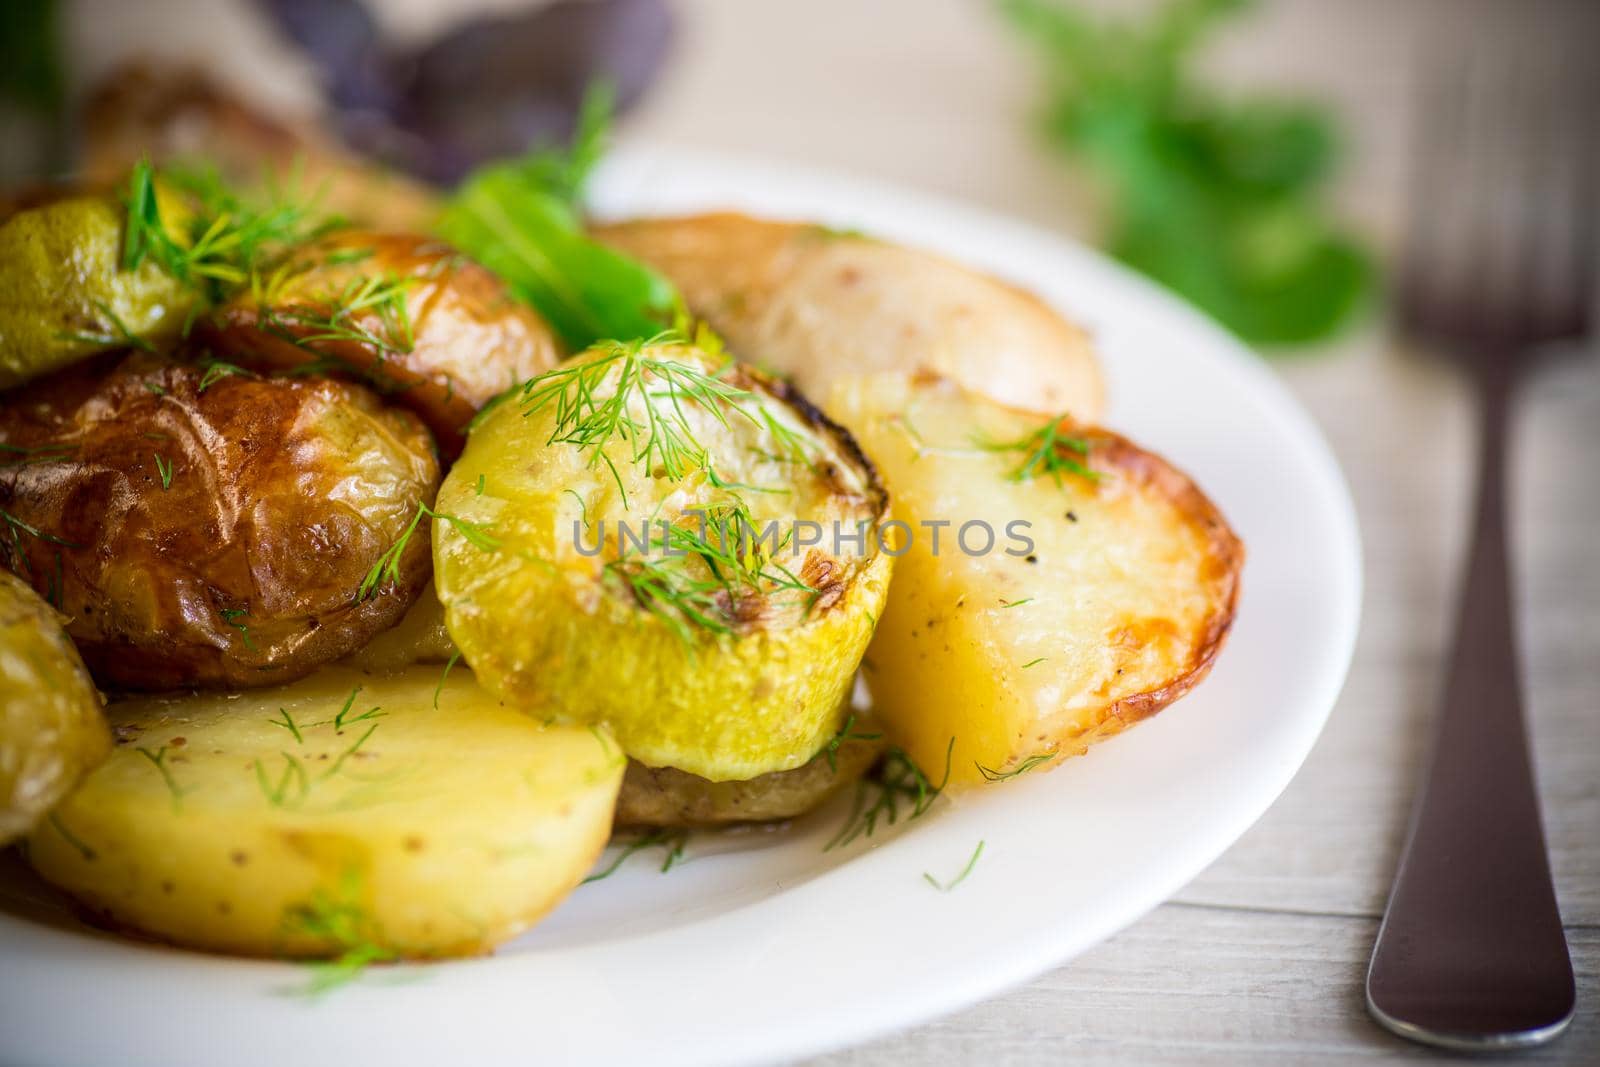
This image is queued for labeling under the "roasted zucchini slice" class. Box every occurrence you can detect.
[433,339,892,782]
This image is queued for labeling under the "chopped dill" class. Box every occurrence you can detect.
[279,870,395,998]
[826,738,955,851]
[433,650,461,710]
[122,158,336,308]
[358,502,500,602]
[519,336,757,505]
[46,813,96,862]
[604,499,814,646]
[152,452,174,490]
[196,359,257,393]
[582,829,692,884]
[1,506,80,582]
[978,417,1098,486]
[268,707,304,744]
[823,713,883,773]
[323,722,380,778]
[331,686,384,730]
[257,272,417,358]
[253,751,311,809]
[134,745,187,809]
[975,751,1055,782]
[55,299,156,353]
[1020,657,1048,669]
[1000,597,1033,609]
[476,473,487,497]
[923,840,985,892]
[220,606,256,651]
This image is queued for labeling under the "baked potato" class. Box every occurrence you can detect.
[831,373,1242,786]
[200,230,562,456]
[433,339,892,782]
[0,189,194,389]
[0,353,439,690]
[342,580,456,675]
[614,723,883,828]
[25,665,624,959]
[592,213,1105,422]
[0,570,110,845]
[80,64,442,234]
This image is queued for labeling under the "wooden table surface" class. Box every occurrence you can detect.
[61,0,1598,1062]
[619,1,1600,1062]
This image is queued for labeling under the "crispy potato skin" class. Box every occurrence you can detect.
[614,729,883,829]
[25,667,624,959]
[0,191,194,389]
[0,354,440,690]
[79,64,442,233]
[199,231,561,457]
[592,213,1106,422]
[0,571,110,845]
[832,374,1241,785]
[200,231,563,457]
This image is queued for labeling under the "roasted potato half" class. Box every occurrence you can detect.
[0,354,439,690]
[25,666,624,959]
[0,571,110,845]
[614,719,884,828]
[832,374,1242,786]
[0,189,194,389]
[434,340,892,782]
[593,213,1105,422]
[201,231,562,456]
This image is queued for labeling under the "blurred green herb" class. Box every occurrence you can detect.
[437,83,681,350]
[1002,0,1372,346]
[0,0,63,118]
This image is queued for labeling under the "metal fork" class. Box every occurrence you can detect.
[1364,18,1596,1053]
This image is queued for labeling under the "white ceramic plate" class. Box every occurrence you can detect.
[0,147,1360,1067]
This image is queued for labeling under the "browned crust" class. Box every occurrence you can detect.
[1070,418,1244,740]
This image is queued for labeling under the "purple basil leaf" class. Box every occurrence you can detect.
[252,0,395,114]
[397,0,672,183]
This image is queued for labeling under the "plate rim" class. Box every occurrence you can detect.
[0,143,1363,1067]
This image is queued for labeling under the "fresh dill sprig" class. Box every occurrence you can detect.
[0,507,80,582]
[1000,597,1033,609]
[196,359,257,393]
[604,499,815,645]
[219,606,256,651]
[280,870,395,998]
[123,159,337,308]
[826,738,955,852]
[0,441,76,466]
[519,337,757,505]
[46,813,96,862]
[581,828,692,884]
[1021,657,1048,669]
[257,272,417,358]
[135,745,187,810]
[358,502,500,602]
[823,713,884,773]
[924,840,986,892]
[975,751,1056,782]
[268,707,304,744]
[253,751,311,809]
[152,452,174,490]
[433,650,461,710]
[978,417,1099,486]
[54,299,157,353]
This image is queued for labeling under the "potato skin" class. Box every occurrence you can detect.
[592,213,1105,423]
[0,190,194,389]
[201,231,562,457]
[0,353,439,690]
[614,727,882,828]
[0,571,110,844]
[341,580,456,675]
[25,666,624,959]
[832,373,1242,785]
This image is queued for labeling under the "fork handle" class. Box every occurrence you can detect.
[1366,356,1575,1050]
